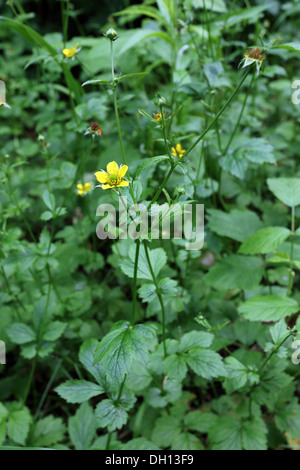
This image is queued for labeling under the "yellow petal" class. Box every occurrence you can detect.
[102,183,112,190]
[95,171,108,183]
[107,161,119,175]
[77,184,83,190]
[176,143,182,152]
[118,165,128,178]
[84,183,92,191]
[63,46,77,57]
[171,147,176,155]
[117,181,129,187]
[77,190,84,195]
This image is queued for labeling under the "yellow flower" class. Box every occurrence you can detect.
[154,112,162,122]
[95,161,129,190]
[63,43,80,58]
[77,182,92,195]
[171,143,185,158]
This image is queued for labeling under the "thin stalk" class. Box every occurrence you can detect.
[110,40,136,204]
[143,241,167,357]
[223,71,255,155]
[130,240,141,326]
[249,332,295,419]
[150,68,252,206]
[160,107,173,163]
[287,205,295,297]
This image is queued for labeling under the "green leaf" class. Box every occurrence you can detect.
[6,323,36,345]
[184,411,218,433]
[224,356,251,390]
[43,321,67,341]
[29,416,66,447]
[118,72,149,81]
[192,0,227,12]
[138,278,177,303]
[114,5,167,26]
[204,255,263,290]
[138,109,158,123]
[238,138,275,165]
[277,43,300,52]
[239,227,291,255]
[134,156,169,179]
[267,178,300,207]
[238,295,299,322]
[163,354,188,381]
[95,399,128,432]
[172,432,205,450]
[42,189,55,211]
[122,437,160,450]
[152,416,181,448]
[209,416,267,450]
[7,407,32,446]
[186,349,227,379]
[82,79,110,87]
[68,402,96,450]
[79,339,106,386]
[207,209,263,242]
[179,331,213,351]
[120,246,167,281]
[220,151,248,180]
[94,321,155,384]
[55,380,104,404]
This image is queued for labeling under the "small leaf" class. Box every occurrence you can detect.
[238,295,299,322]
[134,156,169,179]
[239,227,291,255]
[55,380,104,403]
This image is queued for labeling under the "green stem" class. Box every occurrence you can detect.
[110,40,136,204]
[249,332,295,419]
[160,106,173,163]
[183,67,252,161]
[150,68,252,206]
[143,241,167,357]
[287,205,295,297]
[223,70,255,155]
[130,239,140,326]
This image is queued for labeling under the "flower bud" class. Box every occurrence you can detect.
[154,95,167,107]
[104,27,119,41]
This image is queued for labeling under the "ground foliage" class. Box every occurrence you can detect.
[1,0,300,451]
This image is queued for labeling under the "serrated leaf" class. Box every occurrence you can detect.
[69,402,96,450]
[79,339,106,386]
[134,156,169,179]
[29,416,66,447]
[7,408,32,446]
[267,178,300,207]
[186,349,227,379]
[6,323,36,345]
[120,245,167,281]
[239,227,291,255]
[94,322,154,384]
[55,380,104,403]
[43,321,66,341]
[238,295,299,322]
[207,209,263,242]
[95,399,128,432]
[204,255,263,290]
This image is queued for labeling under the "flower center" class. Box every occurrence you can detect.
[108,174,120,185]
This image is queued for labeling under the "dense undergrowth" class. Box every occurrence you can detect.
[1,0,300,450]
